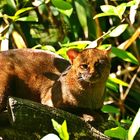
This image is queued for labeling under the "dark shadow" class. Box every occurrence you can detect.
[51,80,63,107]
[43,72,59,81]
[53,57,70,73]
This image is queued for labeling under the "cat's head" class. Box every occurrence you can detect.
[67,47,111,83]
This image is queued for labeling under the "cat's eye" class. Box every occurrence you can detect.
[94,60,105,67]
[80,64,88,70]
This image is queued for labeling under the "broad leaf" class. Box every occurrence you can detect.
[17,16,38,22]
[112,47,139,65]
[61,41,90,48]
[104,127,128,139]
[128,108,140,140]
[14,7,34,17]
[109,76,128,87]
[51,0,73,17]
[93,12,118,19]
[127,0,136,7]
[108,24,128,37]
[51,119,69,140]
[61,121,69,140]
[116,3,127,19]
[106,78,118,92]
[102,105,120,114]
[7,0,17,13]
[75,0,88,38]
[52,119,62,136]
[100,5,116,13]
[129,0,140,24]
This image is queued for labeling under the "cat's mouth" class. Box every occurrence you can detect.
[78,73,101,83]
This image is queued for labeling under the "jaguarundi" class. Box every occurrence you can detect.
[0,48,111,117]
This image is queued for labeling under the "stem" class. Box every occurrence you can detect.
[122,66,140,100]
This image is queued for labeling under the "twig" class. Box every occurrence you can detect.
[122,66,140,100]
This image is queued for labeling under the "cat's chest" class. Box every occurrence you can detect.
[59,78,106,109]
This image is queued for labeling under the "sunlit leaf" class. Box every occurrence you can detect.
[87,40,98,48]
[51,119,69,140]
[129,0,140,24]
[32,0,46,7]
[17,16,38,22]
[106,78,118,92]
[12,30,27,48]
[108,24,128,37]
[112,47,139,65]
[57,48,69,59]
[14,7,34,17]
[51,0,73,17]
[0,33,9,51]
[109,76,128,87]
[94,3,128,20]
[104,127,128,139]
[52,119,62,135]
[93,12,118,19]
[61,41,90,48]
[116,3,127,19]
[100,5,116,13]
[128,108,140,140]
[127,0,136,7]
[102,105,120,114]
[33,45,56,52]
[75,0,88,38]
[61,121,69,140]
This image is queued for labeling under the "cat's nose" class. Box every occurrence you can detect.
[88,67,94,74]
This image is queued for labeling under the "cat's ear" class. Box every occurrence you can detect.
[67,49,79,63]
[103,46,112,56]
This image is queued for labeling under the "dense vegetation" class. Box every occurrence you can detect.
[0,0,140,139]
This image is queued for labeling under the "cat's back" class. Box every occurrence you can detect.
[0,49,70,75]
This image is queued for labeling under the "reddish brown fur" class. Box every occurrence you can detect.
[0,48,111,113]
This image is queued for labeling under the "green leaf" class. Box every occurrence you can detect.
[112,47,139,65]
[109,76,128,87]
[75,0,88,38]
[128,108,140,140]
[127,1,136,7]
[7,0,17,13]
[100,5,116,13]
[108,24,128,37]
[93,12,118,19]
[58,41,90,58]
[94,3,128,20]
[52,119,62,136]
[51,119,69,140]
[51,0,73,17]
[61,41,90,48]
[116,3,127,19]
[106,78,118,92]
[129,0,140,24]
[61,121,69,140]
[17,16,38,22]
[94,5,119,19]
[57,47,68,59]
[14,7,34,17]
[104,127,128,139]
[33,45,56,52]
[102,105,120,114]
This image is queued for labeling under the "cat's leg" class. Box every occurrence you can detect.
[0,71,11,112]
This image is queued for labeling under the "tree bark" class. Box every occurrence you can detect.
[0,97,111,140]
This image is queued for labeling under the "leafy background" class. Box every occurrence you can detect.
[0,0,140,139]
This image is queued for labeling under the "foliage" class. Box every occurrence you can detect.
[0,0,140,139]
[41,119,69,140]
